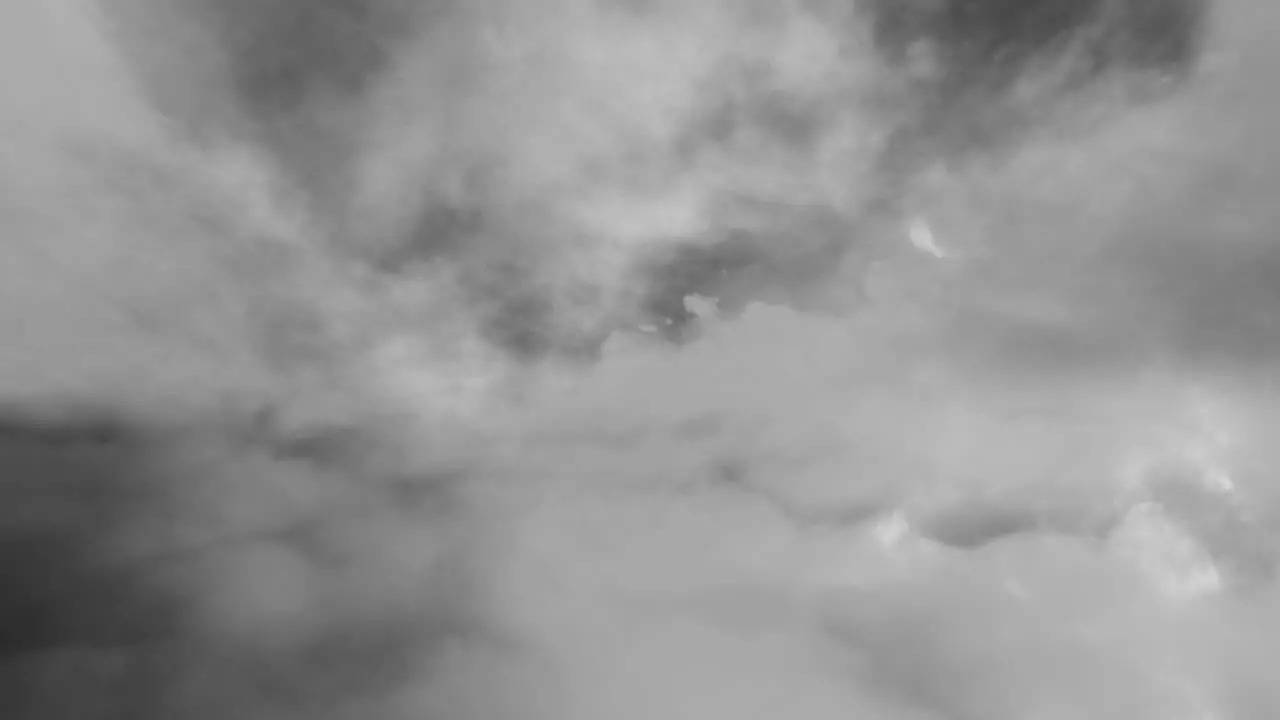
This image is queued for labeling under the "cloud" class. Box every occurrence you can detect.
[7,1,1280,719]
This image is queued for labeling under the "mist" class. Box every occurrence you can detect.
[3,0,1280,718]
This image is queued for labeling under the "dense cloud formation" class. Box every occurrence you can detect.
[7,1,1280,719]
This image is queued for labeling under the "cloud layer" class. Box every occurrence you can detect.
[4,1,1280,718]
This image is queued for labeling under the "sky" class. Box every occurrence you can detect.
[4,0,1280,718]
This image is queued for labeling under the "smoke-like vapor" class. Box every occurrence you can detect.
[4,0,1280,718]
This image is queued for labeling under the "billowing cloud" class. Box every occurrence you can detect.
[5,1,1280,719]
